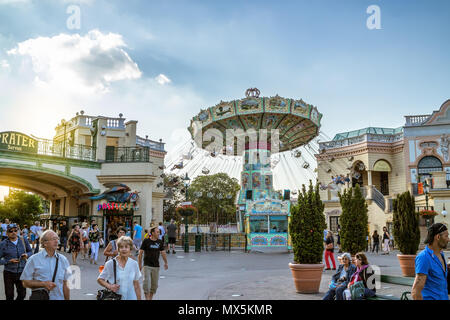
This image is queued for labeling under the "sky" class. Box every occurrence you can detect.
[0,0,450,194]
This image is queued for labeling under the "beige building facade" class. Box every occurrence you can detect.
[316,100,450,241]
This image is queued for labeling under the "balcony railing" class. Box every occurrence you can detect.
[136,135,165,152]
[35,137,96,161]
[105,146,150,163]
[405,115,431,126]
[319,133,404,151]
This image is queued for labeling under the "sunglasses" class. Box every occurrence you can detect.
[7,229,18,233]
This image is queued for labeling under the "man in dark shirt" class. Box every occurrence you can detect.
[138,226,168,300]
[166,220,177,254]
[59,221,69,252]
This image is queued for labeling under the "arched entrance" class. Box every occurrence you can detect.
[373,159,391,195]
[418,156,442,184]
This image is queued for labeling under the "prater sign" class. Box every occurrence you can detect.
[0,132,38,153]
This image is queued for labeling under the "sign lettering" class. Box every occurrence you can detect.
[0,132,38,153]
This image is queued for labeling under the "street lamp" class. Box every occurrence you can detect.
[182,173,191,253]
[442,204,447,217]
[423,179,430,210]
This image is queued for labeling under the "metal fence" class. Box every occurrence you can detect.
[179,233,246,251]
[105,146,150,162]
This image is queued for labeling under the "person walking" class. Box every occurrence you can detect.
[138,226,168,300]
[98,236,142,300]
[343,252,377,300]
[1,219,10,241]
[104,227,126,262]
[372,230,380,254]
[166,220,177,254]
[67,224,83,265]
[89,224,102,265]
[381,226,390,255]
[324,231,336,270]
[133,221,143,256]
[412,223,449,300]
[58,221,69,252]
[30,221,43,254]
[21,224,30,243]
[323,253,357,300]
[21,230,71,300]
[81,223,90,260]
[0,223,33,300]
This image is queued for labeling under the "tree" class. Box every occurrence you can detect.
[289,181,327,264]
[338,184,368,255]
[0,189,43,226]
[392,191,420,255]
[187,173,240,225]
[162,173,185,223]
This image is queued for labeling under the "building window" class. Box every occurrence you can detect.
[418,156,442,183]
[329,216,340,232]
[250,216,268,233]
[269,216,288,233]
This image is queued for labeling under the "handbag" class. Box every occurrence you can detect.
[349,280,366,300]
[30,254,59,300]
[97,259,122,300]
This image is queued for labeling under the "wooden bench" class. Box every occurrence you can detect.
[367,275,415,300]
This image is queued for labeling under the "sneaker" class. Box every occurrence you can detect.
[332,268,336,270]
[325,268,331,270]
[172,250,176,254]
[166,250,170,254]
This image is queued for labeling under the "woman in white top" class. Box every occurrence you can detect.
[97,236,142,300]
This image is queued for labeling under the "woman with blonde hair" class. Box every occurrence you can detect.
[98,236,142,300]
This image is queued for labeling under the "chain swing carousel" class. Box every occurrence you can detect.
[186,88,322,251]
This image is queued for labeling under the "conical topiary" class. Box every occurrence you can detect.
[289,181,327,264]
[338,184,368,255]
[392,191,420,255]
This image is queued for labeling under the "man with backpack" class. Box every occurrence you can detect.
[0,223,33,300]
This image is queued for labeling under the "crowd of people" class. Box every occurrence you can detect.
[322,224,449,300]
[0,217,179,300]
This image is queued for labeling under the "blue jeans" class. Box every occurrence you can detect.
[354,288,376,300]
[323,285,346,300]
[60,236,68,251]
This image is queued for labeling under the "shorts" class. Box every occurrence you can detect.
[31,234,36,242]
[143,266,160,294]
[133,238,142,249]
[168,237,176,244]
[83,240,89,246]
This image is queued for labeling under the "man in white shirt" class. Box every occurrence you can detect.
[21,230,71,300]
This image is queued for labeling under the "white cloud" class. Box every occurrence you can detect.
[155,73,171,85]
[0,59,9,68]
[7,29,142,94]
[0,0,29,4]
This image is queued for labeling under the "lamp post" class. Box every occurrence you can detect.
[442,204,447,218]
[182,172,191,253]
[423,179,431,227]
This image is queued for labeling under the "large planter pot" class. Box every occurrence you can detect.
[397,254,416,277]
[289,263,324,293]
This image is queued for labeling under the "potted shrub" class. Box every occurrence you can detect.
[338,184,368,261]
[289,181,327,293]
[393,191,420,277]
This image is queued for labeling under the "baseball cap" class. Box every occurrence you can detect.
[7,224,18,231]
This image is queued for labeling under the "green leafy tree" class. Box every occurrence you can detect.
[392,191,420,255]
[162,173,185,223]
[188,173,240,225]
[0,189,43,226]
[338,184,368,255]
[289,181,326,264]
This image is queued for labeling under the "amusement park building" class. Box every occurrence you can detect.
[316,100,450,242]
[0,112,166,237]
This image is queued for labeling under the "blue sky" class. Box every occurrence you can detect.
[0,0,450,195]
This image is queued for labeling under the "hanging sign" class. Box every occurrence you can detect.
[373,160,391,172]
[0,131,38,153]
[97,202,139,212]
[417,182,423,195]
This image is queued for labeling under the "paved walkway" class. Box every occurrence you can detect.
[0,247,446,300]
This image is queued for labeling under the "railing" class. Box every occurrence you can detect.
[34,137,96,161]
[106,118,125,129]
[372,187,386,212]
[319,133,403,151]
[405,115,431,126]
[105,146,150,162]
[136,135,165,152]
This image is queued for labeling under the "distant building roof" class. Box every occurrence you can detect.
[332,127,403,141]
